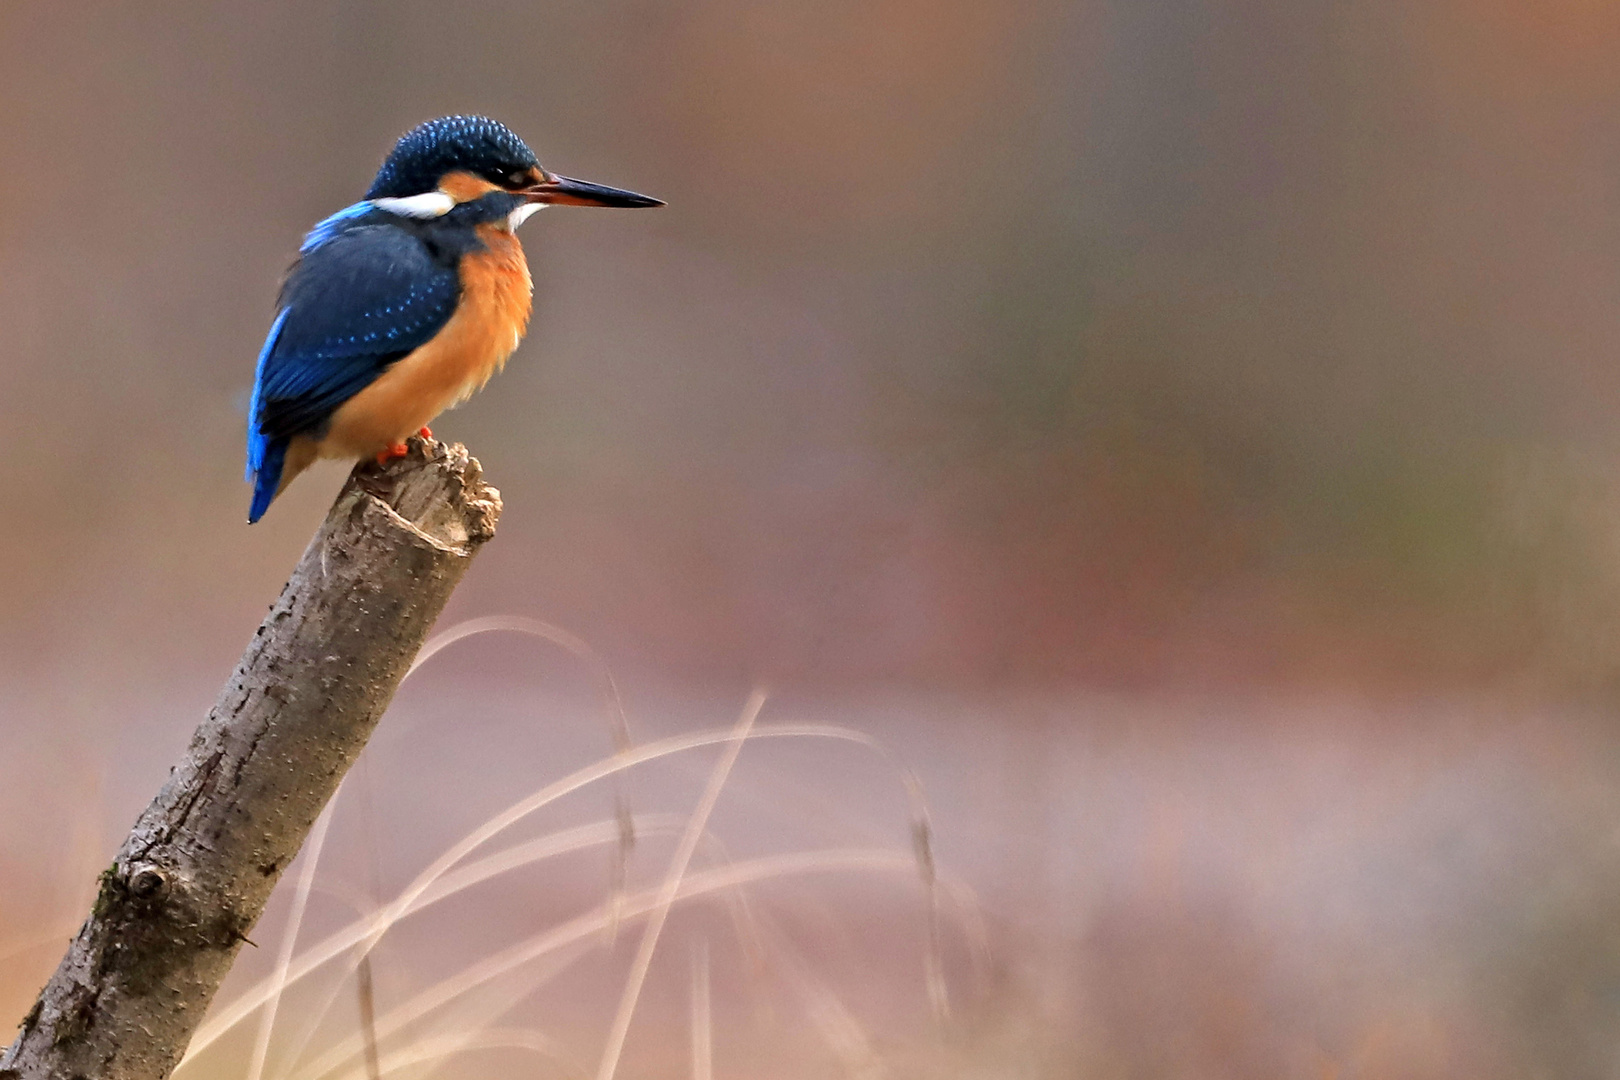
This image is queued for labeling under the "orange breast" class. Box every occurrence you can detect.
[318,225,533,459]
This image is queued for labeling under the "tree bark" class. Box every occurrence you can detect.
[1,436,501,1080]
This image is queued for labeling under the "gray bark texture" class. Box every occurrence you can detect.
[1,436,501,1080]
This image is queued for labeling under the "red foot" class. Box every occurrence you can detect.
[418,426,433,439]
[374,441,409,464]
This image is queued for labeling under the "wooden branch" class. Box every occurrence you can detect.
[1,437,501,1080]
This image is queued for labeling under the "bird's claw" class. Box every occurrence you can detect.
[375,429,428,464]
[375,441,410,464]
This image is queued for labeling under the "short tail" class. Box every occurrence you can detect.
[247,437,288,523]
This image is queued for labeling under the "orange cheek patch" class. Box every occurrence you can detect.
[439,170,501,203]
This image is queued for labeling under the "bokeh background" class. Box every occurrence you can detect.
[5,1,1620,1076]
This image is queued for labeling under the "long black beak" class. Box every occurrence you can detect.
[524,175,664,208]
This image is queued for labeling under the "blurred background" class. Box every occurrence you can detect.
[5,0,1620,1076]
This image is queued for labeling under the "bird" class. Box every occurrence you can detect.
[244,115,662,522]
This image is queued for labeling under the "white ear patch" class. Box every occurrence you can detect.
[372,191,455,218]
[507,202,545,230]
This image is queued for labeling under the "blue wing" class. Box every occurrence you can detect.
[299,200,378,254]
[245,215,459,521]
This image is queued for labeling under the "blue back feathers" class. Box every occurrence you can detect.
[244,213,461,521]
[298,201,376,254]
[245,308,290,476]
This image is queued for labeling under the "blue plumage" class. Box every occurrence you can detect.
[298,201,377,255]
[258,222,460,437]
[248,437,288,524]
[245,306,290,481]
[244,211,461,521]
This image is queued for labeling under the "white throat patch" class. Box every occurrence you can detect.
[372,191,455,218]
[507,202,545,230]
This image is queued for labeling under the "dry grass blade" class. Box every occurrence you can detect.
[690,940,712,1080]
[182,725,970,1076]
[768,925,886,1080]
[284,850,921,1080]
[246,798,338,1080]
[354,956,381,1080]
[179,818,668,1071]
[353,722,934,964]
[406,616,637,944]
[323,1027,589,1080]
[255,719,932,1057]
[405,615,633,754]
[597,689,766,1080]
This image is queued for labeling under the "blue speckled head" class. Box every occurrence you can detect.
[366,116,541,199]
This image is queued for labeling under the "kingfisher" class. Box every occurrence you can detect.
[244,115,662,522]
